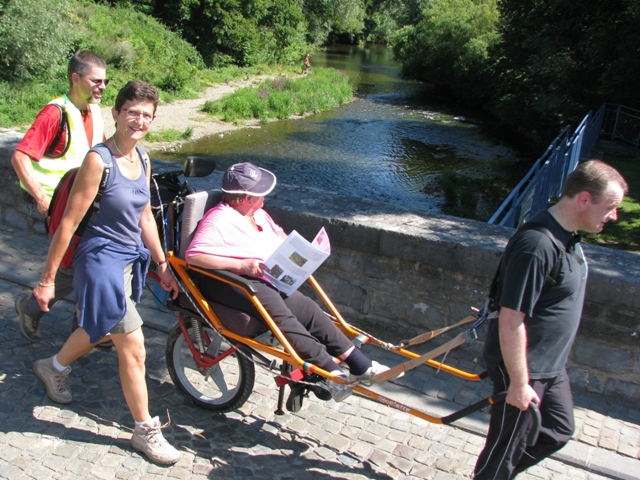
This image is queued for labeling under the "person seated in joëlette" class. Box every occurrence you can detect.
[185,162,394,401]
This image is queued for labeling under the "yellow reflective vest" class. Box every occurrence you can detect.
[27,95,104,199]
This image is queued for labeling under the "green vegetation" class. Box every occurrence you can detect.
[391,0,640,150]
[145,127,193,143]
[393,0,499,106]
[439,171,514,221]
[581,148,640,253]
[0,0,207,127]
[201,68,353,123]
[0,0,74,82]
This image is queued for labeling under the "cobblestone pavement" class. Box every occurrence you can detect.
[1,228,639,480]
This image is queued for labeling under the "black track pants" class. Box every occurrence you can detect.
[474,364,575,480]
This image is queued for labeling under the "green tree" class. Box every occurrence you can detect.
[392,0,499,105]
[363,0,426,44]
[0,0,74,81]
[303,0,366,44]
[149,0,309,67]
[491,0,640,146]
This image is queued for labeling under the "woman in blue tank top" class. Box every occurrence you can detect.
[31,81,181,466]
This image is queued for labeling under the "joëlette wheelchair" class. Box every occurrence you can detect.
[152,184,540,442]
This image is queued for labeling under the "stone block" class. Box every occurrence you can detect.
[604,378,640,401]
[573,342,636,373]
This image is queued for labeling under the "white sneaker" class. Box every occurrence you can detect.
[131,416,180,465]
[349,360,403,386]
[325,373,352,402]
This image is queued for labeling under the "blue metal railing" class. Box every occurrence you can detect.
[488,104,606,228]
[600,104,640,148]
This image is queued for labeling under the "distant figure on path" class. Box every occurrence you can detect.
[302,54,311,75]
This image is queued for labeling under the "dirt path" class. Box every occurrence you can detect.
[101,76,272,154]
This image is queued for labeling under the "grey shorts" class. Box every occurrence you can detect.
[108,262,143,335]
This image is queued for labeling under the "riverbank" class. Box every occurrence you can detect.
[101,75,274,154]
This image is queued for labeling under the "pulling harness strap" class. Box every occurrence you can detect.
[398,314,477,348]
[358,331,468,385]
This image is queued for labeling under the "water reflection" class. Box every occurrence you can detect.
[154,45,519,215]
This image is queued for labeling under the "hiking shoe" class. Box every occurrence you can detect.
[16,293,40,342]
[131,416,180,465]
[33,357,72,404]
[325,374,352,402]
[349,360,404,386]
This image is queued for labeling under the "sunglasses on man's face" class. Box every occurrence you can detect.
[82,75,109,87]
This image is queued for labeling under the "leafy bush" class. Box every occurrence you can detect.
[202,68,353,122]
[73,2,204,101]
[392,0,499,105]
[0,0,74,81]
[150,0,309,68]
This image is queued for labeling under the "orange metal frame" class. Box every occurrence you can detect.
[165,251,489,424]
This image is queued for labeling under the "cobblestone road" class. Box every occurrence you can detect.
[1,228,638,479]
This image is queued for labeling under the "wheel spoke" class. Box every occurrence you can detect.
[166,318,255,412]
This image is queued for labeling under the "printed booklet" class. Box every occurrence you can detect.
[263,227,331,295]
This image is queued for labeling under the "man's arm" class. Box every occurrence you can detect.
[498,306,541,410]
[11,150,49,216]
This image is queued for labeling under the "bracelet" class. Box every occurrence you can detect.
[38,282,55,288]
[156,259,167,266]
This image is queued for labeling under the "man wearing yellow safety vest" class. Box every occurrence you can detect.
[11,50,108,344]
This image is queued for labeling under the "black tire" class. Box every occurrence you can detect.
[165,317,255,412]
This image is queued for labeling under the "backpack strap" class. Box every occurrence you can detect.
[486,221,567,315]
[44,103,70,159]
[517,222,565,286]
[77,144,114,232]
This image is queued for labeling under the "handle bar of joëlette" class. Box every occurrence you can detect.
[440,391,541,446]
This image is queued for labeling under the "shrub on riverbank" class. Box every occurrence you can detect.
[201,68,353,123]
[0,0,203,128]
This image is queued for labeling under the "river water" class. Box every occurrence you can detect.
[155,45,521,216]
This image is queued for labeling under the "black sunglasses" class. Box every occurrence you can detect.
[82,75,109,87]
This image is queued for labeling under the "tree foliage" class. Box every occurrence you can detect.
[149,0,309,67]
[490,0,640,144]
[0,0,74,81]
[303,0,367,44]
[392,0,499,105]
[73,1,204,96]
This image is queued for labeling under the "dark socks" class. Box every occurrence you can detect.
[320,358,344,375]
[344,348,372,376]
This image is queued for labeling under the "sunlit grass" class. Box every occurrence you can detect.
[145,127,193,143]
[581,147,640,253]
[201,68,353,123]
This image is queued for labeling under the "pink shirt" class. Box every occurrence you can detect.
[186,202,285,278]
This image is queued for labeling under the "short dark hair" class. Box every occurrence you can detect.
[222,193,247,205]
[562,160,628,202]
[114,81,159,114]
[67,50,106,83]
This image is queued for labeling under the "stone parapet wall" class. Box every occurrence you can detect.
[1,132,638,402]
[265,185,640,402]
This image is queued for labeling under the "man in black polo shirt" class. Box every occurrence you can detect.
[474,160,628,480]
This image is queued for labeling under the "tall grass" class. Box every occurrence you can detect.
[201,68,353,123]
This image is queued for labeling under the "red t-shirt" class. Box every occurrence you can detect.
[15,104,96,161]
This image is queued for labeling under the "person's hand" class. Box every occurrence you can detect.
[157,265,179,299]
[237,259,270,278]
[36,197,50,216]
[33,283,54,312]
[506,382,540,411]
